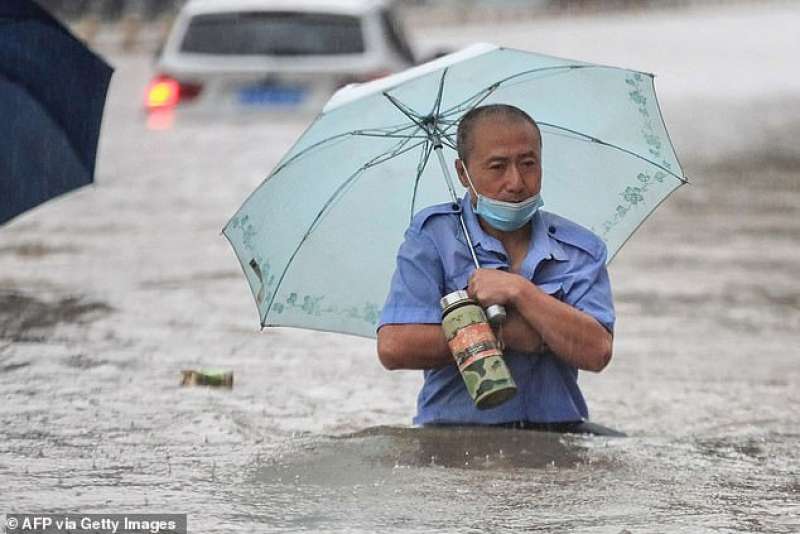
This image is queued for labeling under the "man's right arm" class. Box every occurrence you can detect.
[377,222,451,371]
[377,324,451,370]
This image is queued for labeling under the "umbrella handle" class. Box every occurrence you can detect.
[485,304,507,326]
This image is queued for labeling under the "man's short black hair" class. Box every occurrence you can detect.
[456,104,541,164]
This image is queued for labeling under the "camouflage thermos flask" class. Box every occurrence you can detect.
[440,290,517,409]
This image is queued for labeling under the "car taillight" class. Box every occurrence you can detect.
[145,75,202,110]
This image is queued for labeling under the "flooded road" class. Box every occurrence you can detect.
[2,4,799,532]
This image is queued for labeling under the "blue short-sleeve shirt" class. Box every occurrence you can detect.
[378,194,615,426]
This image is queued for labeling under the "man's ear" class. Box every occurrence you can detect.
[454,159,469,189]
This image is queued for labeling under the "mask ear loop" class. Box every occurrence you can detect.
[462,164,480,199]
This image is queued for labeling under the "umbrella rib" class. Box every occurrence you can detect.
[443,90,495,117]
[435,84,501,145]
[480,66,597,95]
[383,92,427,130]
[409,139,434,222]
[431,68,448,118]
[363,122,423,136]
[270,122,420,177]
[438,132,457,151]
[264,138,427,317]
[271,131,359,176]
[537,121,688,183]
[368,136,425,167]
[438,86,499,123]
[352,132,429,140]
[438,65,592,119]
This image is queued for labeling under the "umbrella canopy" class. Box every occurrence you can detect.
[0,0,113,225]
[224,43,686,338]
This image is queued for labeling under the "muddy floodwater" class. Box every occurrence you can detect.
[1,5,799,533]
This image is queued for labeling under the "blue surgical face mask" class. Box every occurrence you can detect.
[463,166,544,232]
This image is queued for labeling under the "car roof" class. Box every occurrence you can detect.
[182,0,393,16]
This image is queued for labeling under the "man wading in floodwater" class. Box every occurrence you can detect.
[377,104,620,435]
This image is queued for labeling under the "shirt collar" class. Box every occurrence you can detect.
[460,192,505,257]
[459,193,568,272]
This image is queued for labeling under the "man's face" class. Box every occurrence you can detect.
[456,117,542,204]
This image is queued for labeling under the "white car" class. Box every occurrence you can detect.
[145,0,416,118]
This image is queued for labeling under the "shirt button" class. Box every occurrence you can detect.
[548,225,557,234]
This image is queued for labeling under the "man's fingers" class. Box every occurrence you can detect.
[468,271,495,305]
[466,282,479,301]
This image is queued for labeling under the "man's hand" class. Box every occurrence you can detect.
[466,268,526,308]
[468,269,543,353]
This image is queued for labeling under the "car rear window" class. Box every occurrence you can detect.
[179,11,365,56]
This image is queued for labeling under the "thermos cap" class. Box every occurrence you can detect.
[440,289,470,311]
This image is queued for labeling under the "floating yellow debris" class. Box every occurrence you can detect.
[180,369,233,388]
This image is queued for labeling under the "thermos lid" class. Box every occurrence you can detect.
[440,289,470,311]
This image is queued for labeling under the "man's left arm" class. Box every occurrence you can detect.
[468,251,614,372]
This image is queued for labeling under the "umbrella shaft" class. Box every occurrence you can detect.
[433,144,480,270]
[433,141,461,204]
[458,211,481,271]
